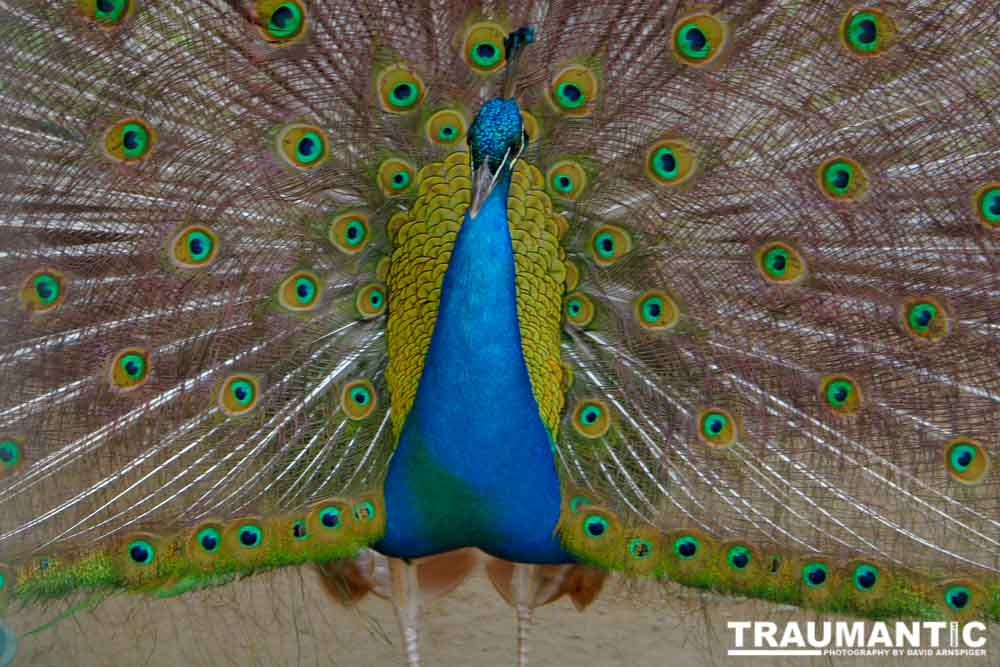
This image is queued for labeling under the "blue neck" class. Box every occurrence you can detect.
[378,174,570,563]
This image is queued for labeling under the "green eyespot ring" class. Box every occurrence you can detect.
[353,500,375,522]
[820,375,862,416]
[628,538,653,560]
[802,562,829,588]
[0,439,22,469]
[120,122,149,159]
[853,563,879,591]
[726,545,751,570]
[266,2,304,39]
[230,379,255,406]
[945,585,971,611]
[127,539,155,565]
[548,65,598,116]
[196,527,221,553]
[219,375,260,416]
[237,524,263,548]
[840,8,896,57]
[698,409,737,448]
[671,14,729,67]
[673,535,699,560]
[470,41,502,68]
[319,506,341,529]
[944,438,989,485]
[33,273,60,305]
[462,22,507,73]
[295,131,323,165]
[583,514,608,538]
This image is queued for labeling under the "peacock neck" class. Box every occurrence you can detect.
[378,172,570,563]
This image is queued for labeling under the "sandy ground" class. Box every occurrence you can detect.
[9,561,1000,667]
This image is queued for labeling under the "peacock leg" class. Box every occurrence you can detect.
[389,557,423,667]
[511,563,539,667]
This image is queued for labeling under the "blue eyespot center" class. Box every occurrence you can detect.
[239,528,260,547]
[856,19,877,44]
[321,507,340,528]
[684,26,707,52]
[271,5,294,28]
[949,589,969,609]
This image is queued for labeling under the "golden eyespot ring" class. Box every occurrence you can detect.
[377,65,426,114]
[277,124,328,170]
[186,520,225,565]
[697,407,737,449]
[110,347,151,393]
[218,374,260,416]
[256,0,307,44]
[278,270,322,312]
[78,0,133,28]
[840,7,897,57]
[820,374,863,416]
[306,497,350,543]
[355,283,387,319]
[755,241,807,285]
[943,438,990,485]
[671,13,731,67]
[520,111,540,143]
[634,289,680,331]
[973,181,1000,231]
[817,156,868,202]
[329,212,370,255]
[425,109,468,147]
[378,158,417,197]
[939,578,986,619]
[21,268,66,313]
[221,518,268,562]
[169,225,219,269]
[462,21,507,74]
[590,224,633,267]
[899,295,949,343]
[119,532,162,579]
[341,379,377,420]
[645,138,698,187]
[546,160,587,200]
[548,64,598,117]
[572,399,611,439]
[564,291,595,328]
[103,117,155,163]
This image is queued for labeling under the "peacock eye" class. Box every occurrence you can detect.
[727,545,751,570]
[0,439,22,471]
[671,14,730,67]
[277,124,328,170]
[104,118,155,163]
[564,291,595,327]
[170,225,218,268]
[219,374,260,416]
[589,225,632,266]
[237,524,263,548]
[340,379,378,419]
[471,42,501,68]
[111,348,151,392]
[645,138,697,187]
[901,296,949,342]
[945,585,971,611]
[908,302,937,332]
[628,538,653,560]
[572,399,611,439]
[582,514,608,538]
[546,160,587,200]
[352,500,375,522]
[974,183,1000,230]
[263,1,306,41]
[820,375,862,415]
[87,0,130,26]
[319,506,341,529]
[944,438,989,485]
[802,562,829,588]
[841,8,896,57]
[549,64,598,116]
[673,535,699,559]
[329,212,370,254]
[634,289,679,331]
[377,65,426,113]
[22,269,66,313]
[292,519,309,540]
[462,22,507,73]
[354,283,387,319]
[756,242,807,284]
[818,157,867,201]
[377,158,416,196]
[127,539,155,565]
[698,408,737,448]
[852,564,879,591]
[278,271,322,312]
[426,108,467,146]
[197,527,221,553]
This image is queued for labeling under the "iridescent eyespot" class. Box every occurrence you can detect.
[564,292,595,328]
[755,241,807,285]
[377,65,426,113]
[820,375,862,416]
[355,283,387,319]
[645,138,698,187]
[219,374,260,416]
[590,225,632,267]
[697,408,737,448]
[352,500,375,522]
[802,562,829,588]
[726,545,751,570]
[462,22,506,73]
[340,379,377,420]
[170,225,219,269]
[279,270,322,312]
[572,399,611,439]
[974,183,1000,231]
[0,439,22,473]
[258,0,306,43]
[520,111,540,143]
[127,539,155,565]
[634,289,680,331]
[817,157,867,201]
[196,527,221,553]
[852,563,879,591]
[569,495,591,513]
[672,535,699,560]
[110,348,150,392]
[378,158,416,196]
[944,438,989,485]
[840,8,896,57]
[277,124,328,170]
[104,118,155,163]
[900,296,949,342]
[945,584,971,611]
[671,13,730,67]
[426,109,467,146]
[319,506,341,529]
[237,524,263,548]
[292,519,308,540]
[546,160,587,200]
[81,0,131,26]
[582,514,608,538]
[21,269,65,313]
[628,538,653,560]
[548,64,598,116]
[329,212,370,255]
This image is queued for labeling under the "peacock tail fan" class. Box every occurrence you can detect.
[0,0,998,664]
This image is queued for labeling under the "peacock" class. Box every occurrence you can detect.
[0,0,998,665]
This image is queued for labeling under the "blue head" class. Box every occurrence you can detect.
[468,97,523,172]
